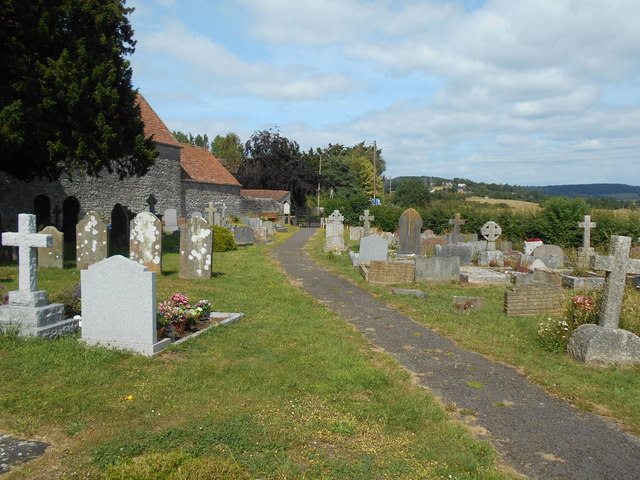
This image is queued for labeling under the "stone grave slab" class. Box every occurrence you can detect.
[263,220,276,236]
[179,217,213,279]
[129,212,162,273]
[477,250,504,267]
[163,208,178,233]
[436,244,474,266]
[561,274,605,291]
[76,211,108,270]
[360,260,415,285]
[37,226,63,269]
[349,226,364,241]
[459,266,511,285]
[358,234,388,265]
[532,244,565,268]
[398,208,422,255]
[392,288,426,298]
[415,256,460,282]
[233,226,255,246]
[0,434,50,474]
[253,226,269,243]
[81,255,170,356]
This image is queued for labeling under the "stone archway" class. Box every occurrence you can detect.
[33,194,51,229]
[62,196,80,243]
[110,203,129,248]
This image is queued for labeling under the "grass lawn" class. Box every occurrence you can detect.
[307,231,640,437]
[0,229,514,479]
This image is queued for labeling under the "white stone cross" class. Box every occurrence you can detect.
[2,214,52,292]
[592,235,640,328]
[481,221,502,251]
[359,210,375,236]
[328,210,344,223]
[578,215,596,251]
[205,202,217,226]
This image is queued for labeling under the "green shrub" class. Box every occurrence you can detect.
[212,226,236,252]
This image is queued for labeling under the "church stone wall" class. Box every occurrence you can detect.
[0,143,182,231]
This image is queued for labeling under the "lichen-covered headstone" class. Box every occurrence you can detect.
[480,221,502,251]
[37,226,64,269]
[179,217,212,279]
[129,212,162,273]
[398,208,422,255]
[567,235,640,366]
[76,211,108,270]
[324,210,346,252]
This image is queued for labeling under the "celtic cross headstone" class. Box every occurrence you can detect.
[359,210,375,237]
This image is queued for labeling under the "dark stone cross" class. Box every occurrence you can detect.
[146,194,157,214]
[449,213,465,242]
[578,215,597,251]
[359,209,374,236]
[592,235,640,328]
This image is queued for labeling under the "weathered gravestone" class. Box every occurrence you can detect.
[480,221,501,251]
[179,217,213,279]
[415,256,460,282]
[129,212,162,273]
[436,244,474,266]
[324,210,346,252]
[567,235,640,366]
[448,213,465,244]
[205,202,217,226]
[163,208,179,233]
[349,226,364,241]
[233,226,255,246]
[0,214,78,337]
[37,226,64,269]
[253,226,269,244]
[359,210,375,237]
[76,211,108,270]
[81,255,170,356]
[263,220,276,236]
[360,260,415,285]
[398,208,422,255]
[356,234,388,265]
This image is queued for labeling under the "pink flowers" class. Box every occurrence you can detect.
[572,296,595,312]
[157,293,212,330]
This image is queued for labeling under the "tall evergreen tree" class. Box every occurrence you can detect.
[0,0,157,180]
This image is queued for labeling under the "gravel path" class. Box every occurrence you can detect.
[272,228,640,480]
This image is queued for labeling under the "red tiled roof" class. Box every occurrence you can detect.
[136,93,180,146]
[240,189,290,202]
[181,144,241,186]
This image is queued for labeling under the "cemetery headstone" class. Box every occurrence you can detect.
[145,194,158,214]
[567,236,640,366]
[349,226,364,241]
[263,220,276,236]
[524,239,543,255]
[81,255,170,356]
[504,283,565,317]
[480,221,502,251]
[163,208,179,233]
[0,214,78,337]
[253,226,269,244]
[37,226,64,269]
[578,215,596,251]
[233,226,255,246]
[179,217,213,279]
[76,211,108,270]
[415,256,460,282]
[360,260,415,285]
[324,210,346,252]
[359,210,375,237]
[357,234,389,265]
[190,211,203,218]
[398,208,422,255]
[129,212,162,274]
[448,213,465,244]
[205,202,217,226]
[532,244,565,268]
[436,244,474,266]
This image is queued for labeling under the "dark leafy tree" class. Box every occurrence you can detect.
[172,131,210,148]
[237,129,318,205]
[0,0,157,180]
[392,177,430,208]
[211,133,244,174]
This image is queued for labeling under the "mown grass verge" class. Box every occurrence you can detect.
[307,230,640,437]
[0,229,513,479]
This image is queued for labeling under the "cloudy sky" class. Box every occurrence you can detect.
[128,0,640,186]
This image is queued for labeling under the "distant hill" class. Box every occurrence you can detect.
[529,183,640,200]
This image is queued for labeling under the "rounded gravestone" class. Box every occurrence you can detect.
[398,208,422,255]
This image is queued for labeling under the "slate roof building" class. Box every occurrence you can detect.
[0,94,286,237]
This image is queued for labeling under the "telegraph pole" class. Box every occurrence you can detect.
[372,141,377,205]
[317,154,322,209]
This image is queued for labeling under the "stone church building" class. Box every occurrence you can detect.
[0,94,290,239]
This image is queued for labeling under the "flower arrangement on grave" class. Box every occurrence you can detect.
[157,294,212,335]
[537,294,599,352]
